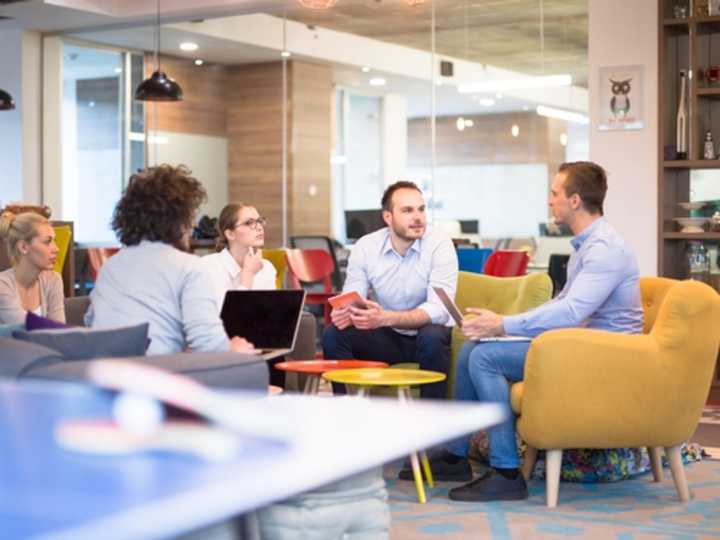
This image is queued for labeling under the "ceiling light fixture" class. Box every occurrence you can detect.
[511,124,520,137]
[194,59,204,66]
[0,89,15,111]
[536,105,589,125]
[135,0,183,102]
[179,42,198,51]
[281,50,291,58]
[458,74,572,94]
[361,66,370,73]
[298,0,338,8]
[369,77,386,87]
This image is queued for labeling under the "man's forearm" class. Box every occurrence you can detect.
[385,308,432,329]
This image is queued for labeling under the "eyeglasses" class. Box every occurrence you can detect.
[235,217,267,230]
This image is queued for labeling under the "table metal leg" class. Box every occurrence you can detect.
[398,386,428,503]
[303,375,320,395]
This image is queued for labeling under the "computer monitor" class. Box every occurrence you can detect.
[344,209,386,242]
[459,219,479,234]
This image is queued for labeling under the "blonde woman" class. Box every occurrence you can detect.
[202,203,277,312]
[0,210,65,324]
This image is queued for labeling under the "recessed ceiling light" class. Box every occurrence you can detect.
[194,59,204,66]
[179,42,199,51]
[281,50,291,58]
[369,77,386,87]
[361,66,370,73]
[478,98,495,107]
[511,124,520,137]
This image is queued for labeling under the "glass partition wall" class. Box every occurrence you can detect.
[45,1,588,265]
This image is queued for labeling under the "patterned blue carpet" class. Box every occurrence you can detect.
[386,459,720,539]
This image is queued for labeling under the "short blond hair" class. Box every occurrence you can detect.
[0,210,51,263]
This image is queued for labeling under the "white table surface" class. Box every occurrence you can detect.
[1,381,505,540]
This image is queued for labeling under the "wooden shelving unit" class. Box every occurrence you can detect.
[659,2,720,396]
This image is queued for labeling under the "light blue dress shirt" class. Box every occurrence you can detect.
[503,217,644,337]
[342,227,458,334]
[85,241,230,354]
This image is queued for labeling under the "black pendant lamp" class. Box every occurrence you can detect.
[0,88,15,111]
[135,0,183,102]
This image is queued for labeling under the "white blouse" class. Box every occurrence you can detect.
[201,248,277,312]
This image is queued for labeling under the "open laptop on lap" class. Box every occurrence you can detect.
[221,290,307,361]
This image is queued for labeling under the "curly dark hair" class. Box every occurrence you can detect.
[112,164,207,247]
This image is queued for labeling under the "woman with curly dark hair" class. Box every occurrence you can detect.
[85,164,255,354]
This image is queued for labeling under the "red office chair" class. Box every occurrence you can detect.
[483,250,529,277]
[285,249,337,325]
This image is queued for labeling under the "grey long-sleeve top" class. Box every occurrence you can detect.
[85,241,230,354]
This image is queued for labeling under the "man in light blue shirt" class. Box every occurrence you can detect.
[322,181,458,399]
[408,161,643,502]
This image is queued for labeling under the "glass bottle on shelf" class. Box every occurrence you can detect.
[686,241,710,283]
[676,71,688,160]
[704,130,716,160]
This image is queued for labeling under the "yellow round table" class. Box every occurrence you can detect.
[323,367,447,504]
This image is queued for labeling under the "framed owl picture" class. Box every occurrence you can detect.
[597,65,645,131]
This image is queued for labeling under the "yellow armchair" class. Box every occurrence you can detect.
[515,277,720,507]
[392,271,553,398]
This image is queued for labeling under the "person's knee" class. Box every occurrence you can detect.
[416,324,451,350]
[468,343,502,374]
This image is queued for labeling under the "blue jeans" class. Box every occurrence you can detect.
[446,340,531,468]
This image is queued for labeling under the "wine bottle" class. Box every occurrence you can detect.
[676,70,688,160]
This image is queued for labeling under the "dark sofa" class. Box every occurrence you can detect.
[0,296,317,391]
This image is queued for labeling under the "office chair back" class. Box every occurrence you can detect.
[285,249,335,292]
[290,236,343,290]
[483,250,529,277]
[457,247,493,274]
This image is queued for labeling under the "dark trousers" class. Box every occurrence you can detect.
[322,324,451,399]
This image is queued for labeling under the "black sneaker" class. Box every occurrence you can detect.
[397,449,472,482]
[448,469,528,502]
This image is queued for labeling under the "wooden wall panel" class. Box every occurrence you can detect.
[226,62,285,246]
[145,54,227,138]
[289,61,332,238]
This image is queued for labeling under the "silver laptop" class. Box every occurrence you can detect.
[220,290,307,360]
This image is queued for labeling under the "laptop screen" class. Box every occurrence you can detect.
[220,290,306,350]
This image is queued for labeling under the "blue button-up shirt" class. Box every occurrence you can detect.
[503,217,644,337]
[342,227,458,334]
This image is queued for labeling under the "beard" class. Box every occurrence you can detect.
[391,221,425,242]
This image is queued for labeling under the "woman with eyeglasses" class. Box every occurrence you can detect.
[202,203,277,312]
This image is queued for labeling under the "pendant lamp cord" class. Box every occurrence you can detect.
[155,0,160,71]
[539,0,545,74]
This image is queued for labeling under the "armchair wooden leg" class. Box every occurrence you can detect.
[665,445,690,502]
[545,449,562,508]
[521,445,538,481]
[648,447,663,482]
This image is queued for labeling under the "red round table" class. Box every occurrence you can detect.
[274,360,389,394]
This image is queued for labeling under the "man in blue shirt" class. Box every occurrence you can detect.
[407,161,644,501]
[323,181,458,399]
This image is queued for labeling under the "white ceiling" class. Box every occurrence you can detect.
[2,0,586,119]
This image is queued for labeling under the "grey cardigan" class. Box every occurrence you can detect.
[0,268,65,325]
